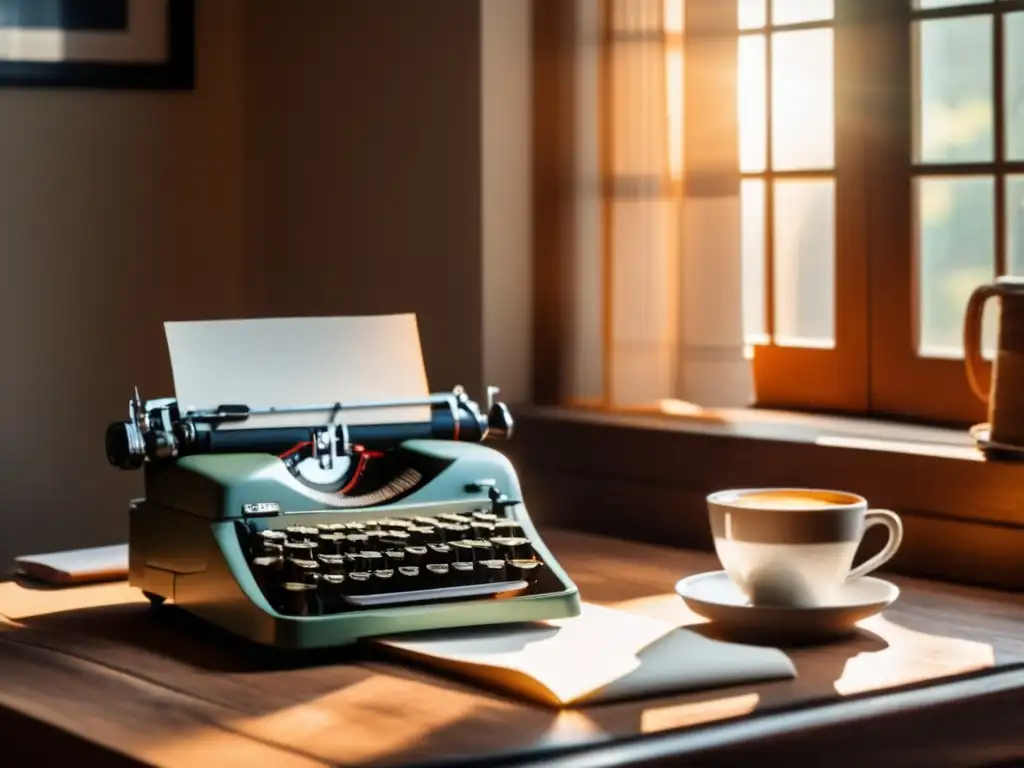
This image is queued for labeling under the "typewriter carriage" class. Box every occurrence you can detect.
[107,384,514,475]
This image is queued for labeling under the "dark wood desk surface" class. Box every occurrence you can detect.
[1,529,1024,767]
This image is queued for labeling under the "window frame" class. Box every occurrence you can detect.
[744,1,871,414]
[866,0,1022,425]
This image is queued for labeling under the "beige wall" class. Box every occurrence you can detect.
[243,0,485,396]
[0,1,245,567]
[0,1,532,568]
[482,0,533,406]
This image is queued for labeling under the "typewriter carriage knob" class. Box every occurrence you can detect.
[485,386,514,440]
[105,420,146,470]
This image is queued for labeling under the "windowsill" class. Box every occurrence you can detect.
[533,403,986,461]
[503,405,1024,590]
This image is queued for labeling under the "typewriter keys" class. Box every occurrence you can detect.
[318,573,346,608]
[346,571,372,595]
[285,525,319,543]
[283,540,318,560]
[396,565,421,589]
[251,556,284,594]
[282,583,319,616]
[425,563,450,586]
[448,540,476,562]
[426,543,451,564]
[247,529,283,557]
[491,519,523,538]
[436,523,469,542]
[439,513,472,525]
[379,530,411,547]
[241,510,552,615]
[317,554,346,575]
[384,548,406,568]
[317,532,346,555]
[469,521,495,538]
[491,536,532,561]
[372,569,395,592]
[285,558,320,585]
[478,559,506,582]
[451,561,475,585]
[405,525,436,545]
[508,559,543,586]
[344,533,370,552]
[466,539,495,560]
[404,546,428,567]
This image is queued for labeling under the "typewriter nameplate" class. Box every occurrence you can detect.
[242,502,281,516]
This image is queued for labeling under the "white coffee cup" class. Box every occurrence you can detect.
[706,488,903,608]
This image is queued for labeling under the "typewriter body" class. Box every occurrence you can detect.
[106,386,581,649]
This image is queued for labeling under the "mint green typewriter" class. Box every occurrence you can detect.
[105,385,580,649]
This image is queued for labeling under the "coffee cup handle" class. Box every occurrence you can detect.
[846,509,904,582]
[964,282,1000,403]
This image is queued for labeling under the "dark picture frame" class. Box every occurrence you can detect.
[0,0,194,90]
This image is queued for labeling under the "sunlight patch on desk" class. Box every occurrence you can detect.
[641,693,761,733]
[0,580,143,621]
[834,615,996,696]
[537,710,607,744]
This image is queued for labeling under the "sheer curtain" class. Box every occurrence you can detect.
[565,0,752,411]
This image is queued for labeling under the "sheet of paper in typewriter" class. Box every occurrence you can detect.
[164,314,430,429]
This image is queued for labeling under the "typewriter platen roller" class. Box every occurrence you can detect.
[107,385,581,649]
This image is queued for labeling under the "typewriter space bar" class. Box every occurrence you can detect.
[344,580,530,608]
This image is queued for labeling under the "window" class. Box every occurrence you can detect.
[742,0,1024,423]
[865,0,1024,423]
[736,0,870,413]
[533,0,1023,424]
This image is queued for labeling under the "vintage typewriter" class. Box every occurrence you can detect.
[105,385,580,649]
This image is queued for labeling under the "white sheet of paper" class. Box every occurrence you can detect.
[164,315,430,429]
[377,603,675,704]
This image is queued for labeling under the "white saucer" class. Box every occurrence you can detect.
[675,571,899,646]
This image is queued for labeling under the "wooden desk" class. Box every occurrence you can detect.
[1,529,1023,767]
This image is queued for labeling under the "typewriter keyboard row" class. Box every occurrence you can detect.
[242,512,547,616]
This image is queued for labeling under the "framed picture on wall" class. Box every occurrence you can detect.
[0,0,194,90]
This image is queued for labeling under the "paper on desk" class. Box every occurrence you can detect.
[164,315,431,429]
[374,603,796,708]
[14,544,129,586]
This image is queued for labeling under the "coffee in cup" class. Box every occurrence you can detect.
[706,488,903,608]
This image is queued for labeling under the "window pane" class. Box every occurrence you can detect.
[663,0,683,32]
[1008,176,1024,276]
[914,17,993,163]
[916,177,996,357]
[741,179,767,342]
[773,179,835,347]
[738,34,766,173]
[771,29,834,171]
[772,0,833,25]
[739,0,766,30]
[1006,12,1024,161]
